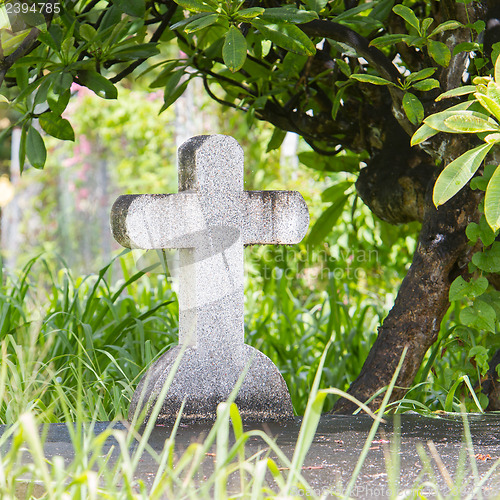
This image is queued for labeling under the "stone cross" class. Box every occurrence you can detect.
[111,135,309,423]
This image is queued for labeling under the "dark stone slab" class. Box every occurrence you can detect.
[2,414,500,498]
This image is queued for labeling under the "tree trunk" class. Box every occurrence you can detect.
[333,138,482,413]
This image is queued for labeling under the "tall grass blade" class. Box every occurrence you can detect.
[344,346,408,498]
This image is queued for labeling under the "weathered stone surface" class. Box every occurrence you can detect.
[110,135,309,423]
[129,345,294,423]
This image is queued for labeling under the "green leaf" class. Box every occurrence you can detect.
[495,50,500,83]
[26,127,46,169]
[410,123,438,146]
[266,128,286,152]
[428,40,451,67]
[299,151,361,172]
[350,74,393,86]
[485,165,500,231]
[480,132,499,143]
[487,81,500,106]
[39,112,75,141]
[2,30,30,57]
[222,26,247,72]
[420,18,433,35]
[149,61,181,88]
[80,24,98,42]
[369,33,409,48]
[475,93,500,122]
[470,20,486,35]
[184,13,219,33]
[460,301,496,331]
[449,276,489,301]
[261,7,318,24]
[321,181,353,202]
[77,70,118,99]
[113,0,145,18]
[251,20,315,56]
[160,81,189,112]
[171,12,206,30]
[443,111,500,133]
[472,242,500,273]
[433,143,493,206]
[19,125,26,174]
[480,291,500,318]
[402,92,424,125]
[37,30,60,52]
[393,5,420,32]
[412,78,440,91]
[335,58,351,77]
[406,67,436,84]
[236,7,265,20]
[370,0,395,21]
[163,69,185,97]
[429,20,463,37]
[493,43,500,69]
[110,43,159,60]
[340,16,384,32]
[52,72,73,95]
[436,85,476,101]
[424,110,469,133]
[452,41,481,57]
[331,86,347,120]
[305,0,328,13]
[307,195,349,246]
[470,164,498,191]
[336,2,374,20]
[47,90,71,115]
[469,346,490,376]
[174,0,215,13]
[466,216,497,246]
[33,77,52,107]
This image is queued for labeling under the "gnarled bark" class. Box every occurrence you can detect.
[334,129,483,413]
[355,120,435,225]
[334,174,481,413]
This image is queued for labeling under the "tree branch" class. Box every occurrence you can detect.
[202,76,249,112]
[300,19,414,135]
[0,27,40,87]
[301,19,401,83]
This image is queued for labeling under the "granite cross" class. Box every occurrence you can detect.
[111,135,309,423]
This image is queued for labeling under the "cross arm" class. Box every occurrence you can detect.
[242,191,309,245]
[110,193,202,249]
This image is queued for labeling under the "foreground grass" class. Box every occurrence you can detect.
[1,349,499,499]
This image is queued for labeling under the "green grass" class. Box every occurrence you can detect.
[0,252,178,424]
[1,344,499,499]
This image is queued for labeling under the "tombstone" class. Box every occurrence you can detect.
[110,135,309,423]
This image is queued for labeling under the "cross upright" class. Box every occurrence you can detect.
[111,135,309,423]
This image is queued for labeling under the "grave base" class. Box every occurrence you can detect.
[128,344,294,424]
